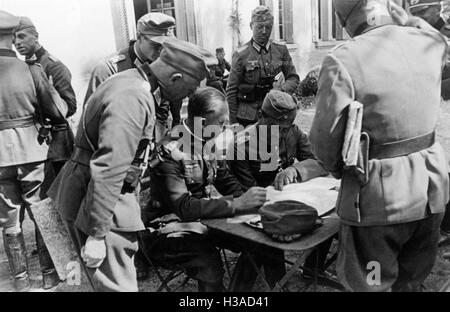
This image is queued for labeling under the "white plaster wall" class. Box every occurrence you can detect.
[0,0,118,122]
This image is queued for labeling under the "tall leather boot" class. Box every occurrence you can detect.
[35,229,60,289]
[3,231,31,292]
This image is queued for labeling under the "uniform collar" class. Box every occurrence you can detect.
[34,46,47,61]
[252,39,271,53]
[0,49,16,57]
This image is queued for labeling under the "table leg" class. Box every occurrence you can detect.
[272,249,313,292]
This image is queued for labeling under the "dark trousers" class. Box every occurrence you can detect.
[337,213,443,292]
[141,231,224,291]
[66,221,139,292]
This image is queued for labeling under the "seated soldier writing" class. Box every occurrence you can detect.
[141,87,280,292]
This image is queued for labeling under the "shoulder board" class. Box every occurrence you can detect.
[109,54,126,64]
[271,40,286,46]
[330,41,347,53]
[236,44,250,54]
[47,54,60,63]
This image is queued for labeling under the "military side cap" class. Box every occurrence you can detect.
[158,38,217,80]
[259,201,319,236]
[261,90,298,121]
[409,0,441,14]
[137,12,176,36]
[0,10,20,35]
[251,6,274,23]
[16,16,35,32]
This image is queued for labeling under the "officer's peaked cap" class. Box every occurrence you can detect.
[137,12,176,36]
[158,37,217,80]
[0,10,20,35]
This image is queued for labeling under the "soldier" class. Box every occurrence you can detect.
[228,89,331,281]
[15,16,77,176]
[83,12,182,140]
[226,6,299,127]
[206,47,231,94]
[13,17,77,289]
[310,0,449,292]
[48,38,217,292]
[403,0,450,253]
[0,10,68,291]
[142,87,278,292]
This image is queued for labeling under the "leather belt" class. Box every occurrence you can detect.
[71,146,93,167]
[0,116,35,131]
[52,123,68,131]
[370,131,436,160]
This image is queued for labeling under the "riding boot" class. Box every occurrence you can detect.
[3,231,31,292]
[35,229,60,289]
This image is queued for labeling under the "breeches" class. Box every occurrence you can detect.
[0,162,45,234]
[337,213,443,292]
[142,232,224,286]
[66,221,139,292]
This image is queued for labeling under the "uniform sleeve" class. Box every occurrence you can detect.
[227,143,258,192]
[280,45,300,95]
[225,59,231,72]
[30,64,67,124]
[46,61,77,117]
[83,61,115,106]
[84,94,151,238]
[291,128,328,182]
[310,54,355,177]
[226,51,244,124]
[214,160,244,197]
[153,158,235,222]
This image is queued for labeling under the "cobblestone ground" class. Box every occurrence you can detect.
[1,105,450,292]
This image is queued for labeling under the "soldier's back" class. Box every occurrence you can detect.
[0,53,48,167]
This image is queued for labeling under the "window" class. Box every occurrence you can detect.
[133,0,198,43]
[313,0,348,44]
[148,0,176,18]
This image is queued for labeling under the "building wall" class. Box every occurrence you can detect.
[0,0,118,122]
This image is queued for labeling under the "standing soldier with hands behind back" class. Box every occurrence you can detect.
[226,6,299,127]
[0,10,68,292]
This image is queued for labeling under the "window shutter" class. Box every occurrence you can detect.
[283,0,294,43]
[110,0,132,50]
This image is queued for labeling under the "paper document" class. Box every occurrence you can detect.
[265,177,340,217]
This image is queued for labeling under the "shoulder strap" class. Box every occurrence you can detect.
[82,110,96,152]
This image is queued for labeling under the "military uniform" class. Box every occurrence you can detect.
[207,57,231,94]
[49,37,216,292]
[310,23,449,291]
[0,9,68,292]
[30,47,77,168]
[226,39,299,126]
[49,68,156,292]
[229,124,326,189]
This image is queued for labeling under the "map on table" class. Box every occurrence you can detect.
[264,177,341,217]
